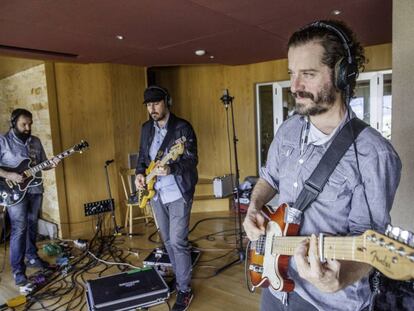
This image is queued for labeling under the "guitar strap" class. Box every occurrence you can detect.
[287,117,368,224]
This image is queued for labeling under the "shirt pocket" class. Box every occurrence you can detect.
[303,153,349,202]
[278,144,296,179]
[321,173,348,202]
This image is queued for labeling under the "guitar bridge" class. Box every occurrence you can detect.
[249,264,263,274]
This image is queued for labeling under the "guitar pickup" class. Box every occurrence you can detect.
[249,264,263,273]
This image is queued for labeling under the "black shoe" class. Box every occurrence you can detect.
[172,290,193,311]
[14,272,28,286]
[26,257,49,269]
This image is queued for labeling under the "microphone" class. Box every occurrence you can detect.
[105,159,114,166]
[220,89,234,109]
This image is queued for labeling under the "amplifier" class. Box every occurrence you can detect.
[86,267,169,311]
[143,248,201,277]
[84,199,114,216]
[213,174,234,198]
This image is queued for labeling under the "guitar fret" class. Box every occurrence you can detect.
[271,236,364,261]
[30,149,75,174]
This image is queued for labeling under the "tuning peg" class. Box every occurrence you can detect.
[385,224,393,237]
[400,230,414,248]
[391,226,402,240]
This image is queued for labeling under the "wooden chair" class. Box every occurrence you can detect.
[119,168,153,236]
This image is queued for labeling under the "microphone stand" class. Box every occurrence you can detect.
[215,90,245,275]
[104,160,120,235]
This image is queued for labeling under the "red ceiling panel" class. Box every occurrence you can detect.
[0,0,392,66]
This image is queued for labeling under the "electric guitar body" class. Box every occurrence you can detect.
[248,203,299,291]
[138,161,157,208]
[138,137,186,208]
[0,159,42,206]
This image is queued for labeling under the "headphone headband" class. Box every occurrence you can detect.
[299,20,358,91]
[306,21,353,65]
[146,85,172,106]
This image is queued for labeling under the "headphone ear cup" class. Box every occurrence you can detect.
[335,58,358,91]
[334,58,348,91]
[10,113,17,128]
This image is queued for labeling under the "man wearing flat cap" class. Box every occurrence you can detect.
[135,85,198,311]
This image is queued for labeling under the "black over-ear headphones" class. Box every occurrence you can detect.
[304,21,358,91]
[147,85,172,107]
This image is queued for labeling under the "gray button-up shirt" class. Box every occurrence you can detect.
[0,130,47,194]
[261,113,401,311]
[149,118,182,204]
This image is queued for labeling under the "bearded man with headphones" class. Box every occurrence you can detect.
[135,86,198,311]
[243,20,401,311]
[0,108,60,286]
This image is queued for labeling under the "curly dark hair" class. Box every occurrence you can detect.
[288,20,365,100]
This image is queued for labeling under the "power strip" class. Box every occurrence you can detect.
[84,199,114,216]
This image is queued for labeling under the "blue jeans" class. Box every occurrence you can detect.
[151,197,192,292]
[7,193,43,274]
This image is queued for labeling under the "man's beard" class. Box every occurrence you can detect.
[293,83,337,116]
[14,128,31,142]
[150,111,167,122]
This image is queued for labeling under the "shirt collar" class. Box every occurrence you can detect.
[307,109,355,146]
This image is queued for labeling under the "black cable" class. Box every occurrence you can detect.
[0,206,7,274]
[345,84,377,232]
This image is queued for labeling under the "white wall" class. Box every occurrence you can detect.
[391,0,414,231]
[0,65,60,223]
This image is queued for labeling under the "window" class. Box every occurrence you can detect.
[256,70,392,169]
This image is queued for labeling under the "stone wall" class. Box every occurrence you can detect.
[0,64,59,224]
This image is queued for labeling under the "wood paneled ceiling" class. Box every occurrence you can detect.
[0,0,391,67]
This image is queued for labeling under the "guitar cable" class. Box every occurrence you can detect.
[344,84,384,311]
[0,206,7,275]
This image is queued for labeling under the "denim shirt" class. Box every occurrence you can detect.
[261,113,402,311]
[0,130,47,194]
[149,117,182,204]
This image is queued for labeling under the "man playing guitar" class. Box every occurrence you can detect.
[0,108,60,286]
[135,86,198,311]
[243,20,401,311]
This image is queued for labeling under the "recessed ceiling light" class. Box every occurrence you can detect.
[331,9,341,15]
[210,55,215,59]
[116,35,124,40]
[195,49,206,56]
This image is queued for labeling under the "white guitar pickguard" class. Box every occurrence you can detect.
[262,221,284,290]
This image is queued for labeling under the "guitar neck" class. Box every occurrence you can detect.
[26,147,76,175]
[272,235,366,262]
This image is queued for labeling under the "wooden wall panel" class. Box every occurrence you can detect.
[156,44,392,181]
[53,63,147,238]
[108,64,148,226]
[54,63,115,237]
